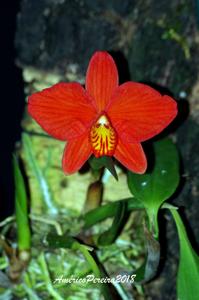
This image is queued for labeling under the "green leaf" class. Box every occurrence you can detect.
[83,197,144,229]
[13,155,31,251]
[135,225,160,283]
[22,133,57,214]
[127,138,180,236]
[46,234,76,249]
[89,156,118,180]
[169,209,199,300]
[98,201,127,246]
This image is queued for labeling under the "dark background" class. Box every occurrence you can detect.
[0,1,24,220]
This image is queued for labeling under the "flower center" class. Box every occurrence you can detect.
[89,114,117,158]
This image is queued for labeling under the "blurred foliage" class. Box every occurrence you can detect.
[0,131,145,299]
[1,131,199,300]
[1,110,199,300]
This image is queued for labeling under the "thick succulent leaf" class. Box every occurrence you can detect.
[170,209,199,300]
[128,138,180,236]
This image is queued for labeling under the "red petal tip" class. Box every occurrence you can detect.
[86,51,118,111]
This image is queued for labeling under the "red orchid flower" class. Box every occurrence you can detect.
[28,51,177,175]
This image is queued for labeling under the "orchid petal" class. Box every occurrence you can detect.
[114,139,147,174]
[62,133,92,174]
[107,82,177,142]
[28,82,96,141]
[86,51,118,112]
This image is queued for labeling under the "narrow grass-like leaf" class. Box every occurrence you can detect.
[169,209,199,300]
[13,155,31,251]
[22,133,57,214]
[38,253,64,300]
